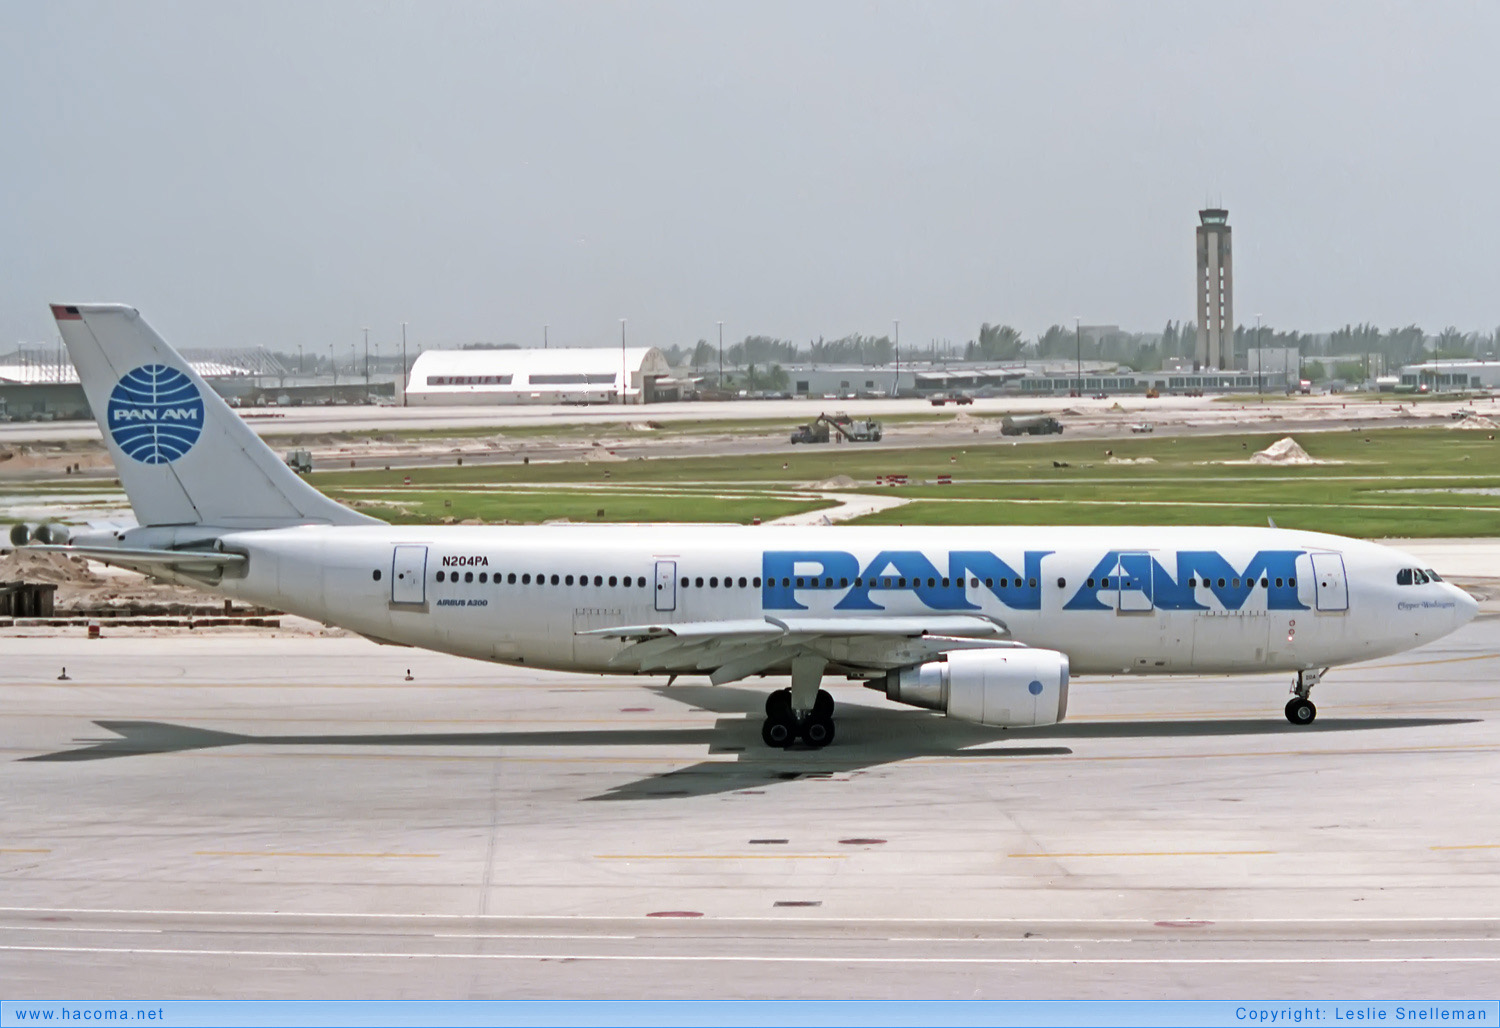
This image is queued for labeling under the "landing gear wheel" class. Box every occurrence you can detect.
[765,689,792,717]
[812,689,834,719]
[1285,697,1317,726]
[801,715,836,749]
[761,714,797,748]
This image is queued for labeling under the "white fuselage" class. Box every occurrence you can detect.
[191,523,1474,678]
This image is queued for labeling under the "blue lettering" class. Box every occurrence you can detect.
[761,550,861,610]
[1064,549,1309,611]
[947,551,1051,611]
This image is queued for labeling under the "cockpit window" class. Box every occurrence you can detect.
[1414,569,1430,585]
[1426,569,1443,582]
[1396,569,1412,586]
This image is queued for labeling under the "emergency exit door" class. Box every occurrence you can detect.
[391,545,428,606]
[654,560,677,612]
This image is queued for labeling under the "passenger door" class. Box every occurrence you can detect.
[1114,551,1154,613]
[1311,552,1349,612]
[390,545,428,607]
[654,560,677,612]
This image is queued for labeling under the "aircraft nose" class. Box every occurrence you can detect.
[1452,585,1479,627]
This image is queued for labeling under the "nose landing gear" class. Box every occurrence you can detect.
[761,655,836,748]
[1285,667,1326,725]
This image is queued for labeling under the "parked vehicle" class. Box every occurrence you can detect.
[1000,414,1063,436]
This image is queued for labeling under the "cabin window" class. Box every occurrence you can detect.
[740,577,749,588]
[795,577,804,588]
[839,577,848,588]
[478,572,488,583]
[1288,577,1296,587]
[1188,578,1197,588]
[783,577,791,588]
[823,577,832,588]
[608,575,618,587]
[550,574,560,585]
[753,577,762,587]
[1087,578,1095,588]
[1261,578,1269,588]
[710,576,719,588]
[436,571,446,583]
[1101,578,1111,588]
[1231,578,1239,588]
[1217,578,1226,588]
[521,573,531,584]
[984,578,993,588]
[372,570,381,581]
[927,577,936,588]
[1028,578,1037,588]
[695,577,704,588]
[942,577,950,588]
[897,577,907,587]
[1057,578,1066,588]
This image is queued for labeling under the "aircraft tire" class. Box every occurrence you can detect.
[801,716,835,749]
[761,715,797,748]
[1284,698,1317,726]
[813,689,834,718]
[765,689,792,717]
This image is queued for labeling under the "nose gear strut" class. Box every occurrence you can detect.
[1285,667,1326,725]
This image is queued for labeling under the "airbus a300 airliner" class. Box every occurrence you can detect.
[21,304,1478,748]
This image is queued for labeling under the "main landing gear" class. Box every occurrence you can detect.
[761,654,836,749]
[1285,667,1326,725]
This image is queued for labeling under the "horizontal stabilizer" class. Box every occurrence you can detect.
[29,544,245,573]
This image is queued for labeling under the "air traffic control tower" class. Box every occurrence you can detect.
[1195,207,1233,369]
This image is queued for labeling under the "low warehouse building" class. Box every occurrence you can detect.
[404,347,675,406]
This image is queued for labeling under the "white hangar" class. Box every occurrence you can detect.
[404,347,676,406]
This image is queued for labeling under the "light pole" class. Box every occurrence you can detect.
[544,324,549,349]
[329,344,336,385]
[717,320,724,390]
[620,319,627,406]
[893,319,900,397]
[298,345,303,375]
[362,327,370,398]
[1255,313,1263,396]
[1075,316,1082,397]
[400,321,408,407]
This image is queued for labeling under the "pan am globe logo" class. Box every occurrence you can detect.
[106,364,205,464]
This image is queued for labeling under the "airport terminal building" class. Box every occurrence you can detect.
[405,347,676,406]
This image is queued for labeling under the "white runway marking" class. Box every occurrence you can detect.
[4,906,1500,925]
[4,944,1500,965]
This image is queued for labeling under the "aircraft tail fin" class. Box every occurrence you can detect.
[50,303,380,530]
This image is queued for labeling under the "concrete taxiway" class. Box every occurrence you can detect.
[3,608,1499,999]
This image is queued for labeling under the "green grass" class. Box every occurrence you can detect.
[328,488,831,525]
[310,426,1500,536]
[15,426,1500,536]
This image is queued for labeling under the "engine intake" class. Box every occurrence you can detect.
[874,648,1069,727]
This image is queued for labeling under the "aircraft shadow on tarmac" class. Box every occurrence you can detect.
[21,684,1475,801]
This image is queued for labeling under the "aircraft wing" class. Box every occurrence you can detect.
[580,614,1019,684]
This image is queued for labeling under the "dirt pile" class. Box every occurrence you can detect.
[810,474,859,489]
[0,549,106,587]
[1250,437,1317,465]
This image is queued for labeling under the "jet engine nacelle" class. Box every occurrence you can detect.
[8,523,69,546]
[877,648,1070,727]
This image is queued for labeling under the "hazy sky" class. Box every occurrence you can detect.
[3,1,1497,353]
